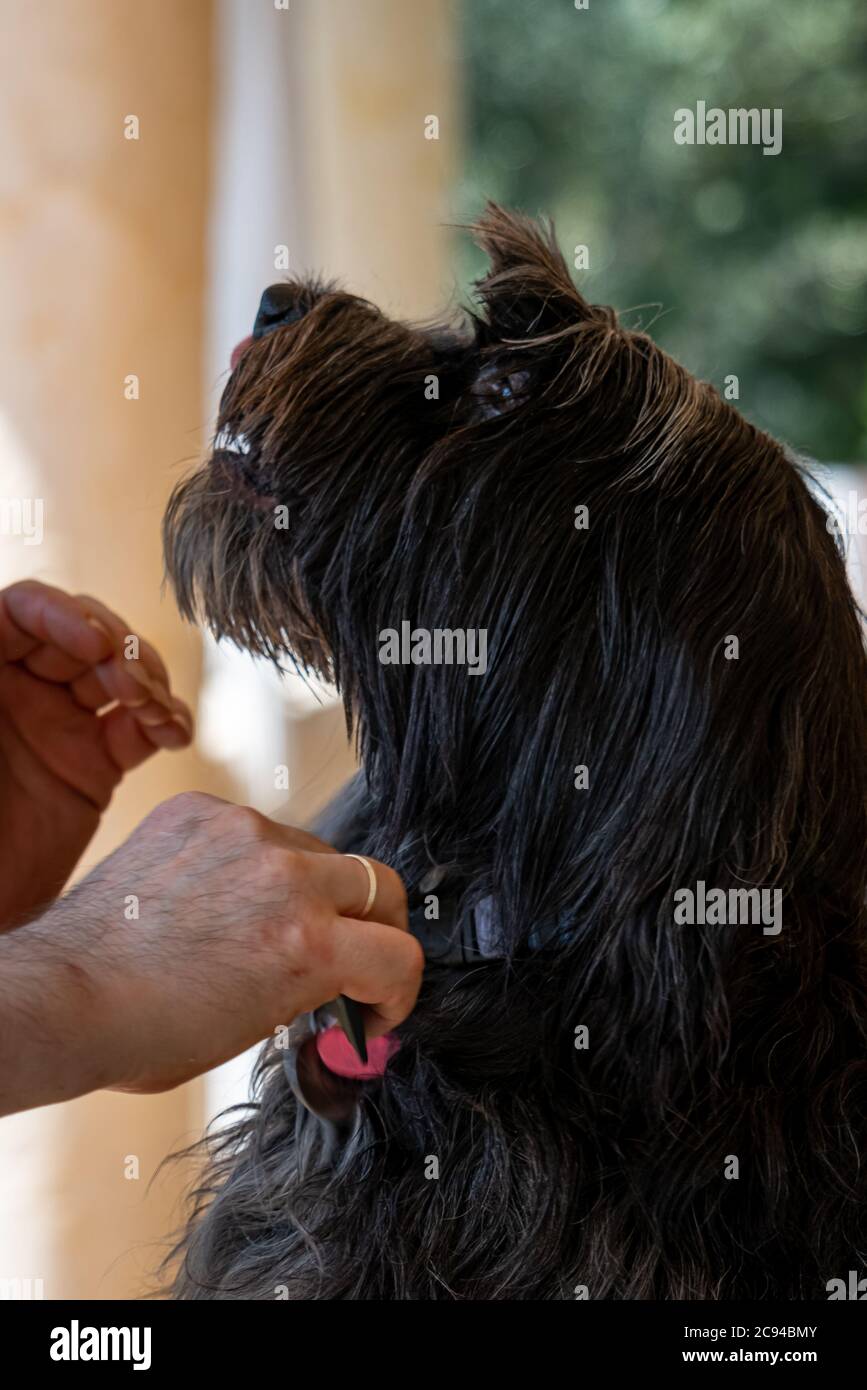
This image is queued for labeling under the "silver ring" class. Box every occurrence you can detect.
[344,853,377,919]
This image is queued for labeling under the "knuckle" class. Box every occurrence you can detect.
[281,911,315,963]
[255,851,327,955]
[258,845,308,891]
[215,801,266,840]
[274,911,330,993]
[402,930,425,985]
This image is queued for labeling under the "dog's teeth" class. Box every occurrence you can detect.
[214,428,251,455]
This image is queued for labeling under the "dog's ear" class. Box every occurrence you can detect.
[468,201,594,342]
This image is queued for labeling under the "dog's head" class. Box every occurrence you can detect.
[163,206,571,675]
[164,203,865,945]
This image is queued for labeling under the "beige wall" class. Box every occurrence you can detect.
[208,0,460,818]
[0,0,218,1299]
[299,0,458,314]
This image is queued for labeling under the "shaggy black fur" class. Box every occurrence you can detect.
[163,204,867,1299]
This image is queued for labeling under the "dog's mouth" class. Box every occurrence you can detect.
[230,335,254,371]
[210,426,278,511]
[214,425,252,458]
[210,284,316,507]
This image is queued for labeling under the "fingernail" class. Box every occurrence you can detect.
[150,720,191,749]
[125,661,172,708]
[135,706,173,726]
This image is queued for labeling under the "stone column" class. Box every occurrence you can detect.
[0,0,220,1299]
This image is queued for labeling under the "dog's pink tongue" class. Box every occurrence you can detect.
[315,1026,400,1079]
[230,335,253,370]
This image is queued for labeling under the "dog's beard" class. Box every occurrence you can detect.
[163,459,331,676]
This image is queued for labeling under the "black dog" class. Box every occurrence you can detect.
[164,204,867,1299]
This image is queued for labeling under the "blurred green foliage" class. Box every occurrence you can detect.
[454,0,867,461]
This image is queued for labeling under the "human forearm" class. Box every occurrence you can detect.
[0,910,113,1116]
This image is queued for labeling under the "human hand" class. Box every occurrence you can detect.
[0,580,193,928]
[23,792,421,1102]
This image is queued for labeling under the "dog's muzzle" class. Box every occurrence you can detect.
[230,284,309,371]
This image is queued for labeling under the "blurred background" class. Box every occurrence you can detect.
[0,0,864,1299]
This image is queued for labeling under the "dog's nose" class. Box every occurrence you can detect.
[253,284,306,340]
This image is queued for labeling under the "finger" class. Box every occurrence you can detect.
[73,593,132,647]
[23,644,92,683]
[75,659,175,725]
[2,588,172,703]
[0,581,114,665]
[22,637,172,697]
[100,701,193,769]
[0,662,119,805]
[91,654,174,712]
[100,705,166,771]
[71,667,116,711]
[76,594,171,688]
[131,633,171,689]
[295,851,408,933]
[139,699,194,750]
[327,916,423,1037]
